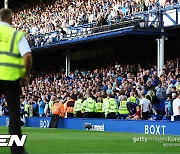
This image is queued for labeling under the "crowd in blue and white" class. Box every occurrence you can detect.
[11,0,180,47]
[0,58,179,120]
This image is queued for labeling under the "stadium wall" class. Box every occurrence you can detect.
[0,116,179,135]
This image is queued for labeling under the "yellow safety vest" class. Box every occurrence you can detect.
[24,104,33,117]
[0,25,25,81]
[119,101,129,114]
[95,102,103,112]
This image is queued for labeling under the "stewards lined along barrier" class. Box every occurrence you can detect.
[0,116,180,135]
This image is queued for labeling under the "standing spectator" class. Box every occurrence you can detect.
[38,98,45,117]
[164,94,172,117]
[0,8,32,154]
[140,93,152,120]
[44,99,50,117]
[172,93,180,121]
[0,102,2,116]
[155,81,166,113]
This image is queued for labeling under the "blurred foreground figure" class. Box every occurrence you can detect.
[0,8,32,154]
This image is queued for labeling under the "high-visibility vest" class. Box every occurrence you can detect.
[74,99,83,113]
[24,104,33,117]
[119,101,129,114]
[177,84,180,91]
[127,96,136,103]
[52,103,61,115]
[102,98,109,114]
[0,25,25,80]
[108,98,118,113]
[81,97,96,112]
[95,102,103,112]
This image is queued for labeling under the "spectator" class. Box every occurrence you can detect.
[172,93,180,121]
[126,105,141,120]
[38,99,45,117]
[150,108,162,120]
[140,93,152,120]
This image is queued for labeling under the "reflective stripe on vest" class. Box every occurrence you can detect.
[0,25,25,81]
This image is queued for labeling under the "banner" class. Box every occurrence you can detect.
[0,116,180,135]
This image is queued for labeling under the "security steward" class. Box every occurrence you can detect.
[119,96,129,119]
[65,96,75,118]
[49,99,64,128]
[73,94,83,118]
[0,9,32,154]
[95,97,103,118]
[107,94,118,119]
[81,93,96,118]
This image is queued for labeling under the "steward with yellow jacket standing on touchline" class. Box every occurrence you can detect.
[0,8,32,154]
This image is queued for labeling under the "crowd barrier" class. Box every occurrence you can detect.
[0,116,179,135]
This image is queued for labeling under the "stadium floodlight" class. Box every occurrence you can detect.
[4,0,8,9]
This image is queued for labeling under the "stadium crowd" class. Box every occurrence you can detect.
[11,0,179,47]
[0,58,180,121]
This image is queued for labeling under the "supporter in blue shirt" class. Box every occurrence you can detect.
[151,109,162,120]
[39,99,45,117]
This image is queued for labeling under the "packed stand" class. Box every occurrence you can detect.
[11,0,180,47]
[0,58,180,121]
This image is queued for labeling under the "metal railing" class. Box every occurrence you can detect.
[30,18,145,48]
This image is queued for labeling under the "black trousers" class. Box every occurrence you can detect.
[142,111,149,120]
[83,112,95,118]
[107,112,117,119]
[95,112,103,118]
[0,79,24,153]
[49,114,59,128]
[67,113,74,118]
[75,111,83,118]
[174,115,180,121]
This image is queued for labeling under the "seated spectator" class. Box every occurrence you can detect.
[126,105,141,120]
[150,108,162,120]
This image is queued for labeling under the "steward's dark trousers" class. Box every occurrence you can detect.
[83,112,95,118]
[0,79,24,153]
[49,114,59,128]
[75,111,83,118]
[67,113,74,118]
[95,112,103,118]
[107,112,117,119]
